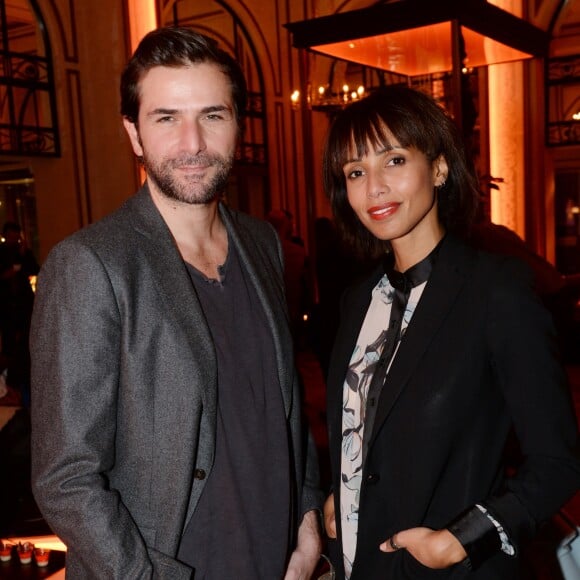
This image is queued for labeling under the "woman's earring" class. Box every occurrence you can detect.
[437,179,446,190]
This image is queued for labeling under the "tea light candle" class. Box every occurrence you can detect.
[17,542,33,564]
[0,541,12,562]
[34,547,50,567]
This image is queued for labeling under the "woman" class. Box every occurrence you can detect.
[322,85,580,579]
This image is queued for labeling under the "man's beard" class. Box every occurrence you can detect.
[142,150,234,205]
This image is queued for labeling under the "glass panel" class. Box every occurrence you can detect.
[312,23,533,77]
[547,55,580,147]
[486,0,521,19]
[0,0,58,156]
[313,23,454,77]
[4,0,45,57]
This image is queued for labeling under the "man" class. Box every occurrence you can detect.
[30,27,322,579]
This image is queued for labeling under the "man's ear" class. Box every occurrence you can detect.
[123,118,143,158]
[434,155,449,187]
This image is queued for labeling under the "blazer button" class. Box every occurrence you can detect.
[194,468,206,480]
[366,473,380,484]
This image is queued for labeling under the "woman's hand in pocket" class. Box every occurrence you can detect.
[380,527,466,569]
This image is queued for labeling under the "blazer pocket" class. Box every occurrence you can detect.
[402,550,464,579]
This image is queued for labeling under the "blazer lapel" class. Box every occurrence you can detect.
[116,186,220,549]
[369,236,477,443]
[127,186,217,418]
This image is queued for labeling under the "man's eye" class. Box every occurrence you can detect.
[156,116,174,123]
[205,112,232,122]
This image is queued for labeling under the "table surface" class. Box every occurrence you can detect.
[0,549,65,579]
[0,537,66,580]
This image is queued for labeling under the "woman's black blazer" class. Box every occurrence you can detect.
[326,234,580,579]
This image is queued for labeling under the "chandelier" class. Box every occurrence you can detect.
[290,83,367,112]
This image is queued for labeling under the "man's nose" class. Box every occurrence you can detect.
[178,119,206,153]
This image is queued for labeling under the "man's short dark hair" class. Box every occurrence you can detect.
[120,26,247,126]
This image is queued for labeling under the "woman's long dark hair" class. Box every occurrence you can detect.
[322,85,480,259]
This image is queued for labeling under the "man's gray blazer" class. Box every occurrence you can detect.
[30,185,321,579]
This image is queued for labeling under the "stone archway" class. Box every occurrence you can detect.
[159,0,271,217]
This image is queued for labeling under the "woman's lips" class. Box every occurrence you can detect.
[368,202,400,221]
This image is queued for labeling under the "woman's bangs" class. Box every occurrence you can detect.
[344,115,395,162]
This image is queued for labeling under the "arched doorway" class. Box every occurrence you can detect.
[159,0,270,217]
[0,0,58,156]
[0,0,58,259]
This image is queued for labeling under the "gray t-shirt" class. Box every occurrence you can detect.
[177,241,291,579]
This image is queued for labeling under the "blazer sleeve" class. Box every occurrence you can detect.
[30,239,191,579]
[448,256,580,569]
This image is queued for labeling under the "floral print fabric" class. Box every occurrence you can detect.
[340,274,427,577]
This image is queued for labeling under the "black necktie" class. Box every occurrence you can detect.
[361,242,441,464]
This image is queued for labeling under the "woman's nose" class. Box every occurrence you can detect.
[366,169,388,199]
